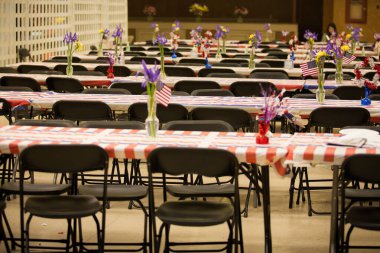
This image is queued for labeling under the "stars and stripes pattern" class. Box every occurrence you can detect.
[343,52,356,64]
[300,60,318,77]
[156,84,171,106]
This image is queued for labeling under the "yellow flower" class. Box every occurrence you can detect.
[75,41,83,52]
[175,27,179,32]
[346,33,351,40]
[172,24,176,27]
[309,38,314,45]
[341,45,350,51]
[315,51,327,63]
[99,29,104,34]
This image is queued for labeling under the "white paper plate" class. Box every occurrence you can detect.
[339,128,379,137]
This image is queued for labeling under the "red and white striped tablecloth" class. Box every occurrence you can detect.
[0,125,290,175]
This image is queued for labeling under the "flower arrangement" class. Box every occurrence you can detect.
[314,49,328,102]
[154,34,168,78]
[346,26,362,54]
[98,28,110,56]
[139,60,165,138]
[354,57,380,105]
[325,34,347,83]
[264,23,272,42]
[151,22,160,42]
[112,24,123,63]
[143,5,156,21]
[63,32,82,76]
[281,31,289,42]
[189,3,209,22]
[106,52,114,79]
[215,25,230,56]
[202,30,213,58]
[234,6,248,23]
[170,21,180,58]
[248,31,262,69]
[288,34,299,52]
[190,26,203,55]
[304,30,318,60]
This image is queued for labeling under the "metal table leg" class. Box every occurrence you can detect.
[261,165,272,253]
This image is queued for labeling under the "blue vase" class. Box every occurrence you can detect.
[171,50,177,59]
[361,87,372,106]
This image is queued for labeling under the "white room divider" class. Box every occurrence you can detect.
[0,0,128,66]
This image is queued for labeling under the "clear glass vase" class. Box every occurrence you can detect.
[335,59,343,84]
[145,93,159,138]
[222,39,226,54]
[249,48,255,69]
[66,56,73,76]
[316,71,325,103]
[215,41,222,59]
[98,42,103,56]
[160,50,166,79]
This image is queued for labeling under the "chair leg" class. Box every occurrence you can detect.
[92,214,102,253]
[226,220,233,253]
[66,219,72,253]
[2,208,16,250]
[164,224,170,253]
[345,225,354,253]
[0,209,11,253]
[289,167,298,209]
[303,168,313,216]
[25,214,33,253]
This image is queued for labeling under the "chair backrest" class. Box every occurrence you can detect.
[0,98,12,123]
[17,64,50,74]
[250,69,289,79]
[125,51,147,56]
[0,67,18,73]
[232,54,250,59]
[261,48,284,53]
[342,154,380,184]
[46,77,84,93]
[309,107,370,129]
[28,70,64,75]
[332,86,364,100]
[80,120,145,129]
[189,107,252,131]
[147,46,170,52]
[0,86,34,92]
[260,60,285,68]
[53,100,114,121]
[13,119,77,127]
[94,65,131,77]
[253,62,271,68]
[52,56,81,63]
[109,82,145,95]
[80,59,108,64]
[324,62,336,68]
[164,67,196,77]
[157,52,184,57]
[220,59,248,65]
[292,93,339,100]
[128,102,188,124]
[162,120,234,132]
[267,52,288,59]
[73,71,105,76]
[191,89,235,97]
[363,72,376,80]
[172,91,190,96]
[179,58,206,65]
[82,88,131,95]
[130,46,146,51]
[148,147,239,178]
[177,48,192,52]
[207,73,244,78]
[198,68,235,77]
[53,64,88,74]
[173,80,221,94]
[130,56,160,65]
[368,94,380,101]
[212,63,241,68]
[0,76,41,92]
[229,81,277,97]
[19,144,108,174]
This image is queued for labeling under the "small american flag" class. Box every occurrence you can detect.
[156,84,171,107]
[343,52,356,64]
[300,60,318,77]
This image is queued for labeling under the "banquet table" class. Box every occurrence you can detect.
[0,72,360,91]
[7,62,376,78]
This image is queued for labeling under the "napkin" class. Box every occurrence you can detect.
[327,135,367,148]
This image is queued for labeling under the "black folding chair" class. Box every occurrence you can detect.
[207,73,244,78]
[0,76,41,92]
[51,56,81,63]
[53,64,88,75]
[18,145,109,252]
[164,67,195,77]
[229,81,277,97]
[46,77,84,93]
[173,80,221,94]
[109,82,145,95]
[147,147,243,253]
[259,60,285,68]
[332,86,364,100]
[198,68,236,77]
[130,57,160,65]
[178,58,206,65]
[191,89,234,97]
[0,67,17,74]
[340,154,380,252]
[250,69,289,79]
[82,88,131,95]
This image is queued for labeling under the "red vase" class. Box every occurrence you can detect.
[107,66,114,79]
[256,121,270,144]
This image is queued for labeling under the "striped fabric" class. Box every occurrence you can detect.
[156,84,171,106]
[300,60,318,76]
[343,52,357,64]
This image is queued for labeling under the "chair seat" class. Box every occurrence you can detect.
[156,201,234,226]
[345,189,380,200]
[25,195,101,219]
[167,184,234,198]
[1,182,70,195]
[347,206,380,231]
[78,184,148,201]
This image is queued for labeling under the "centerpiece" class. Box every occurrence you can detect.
[154,34,168,78]
[248,31,262,69]
[304,30,318,60]
[234,6,248,23]
[264,23,272,42]
[143,5,156,22]
[325,33,347,84]
[98,28,109,56]
[189,3,209,23]
[215,25,229,58]
[112,24,123,64]
[170,21,180,59]
[63,32,82,76]
[346,25,362,55]
[354,57,380,105]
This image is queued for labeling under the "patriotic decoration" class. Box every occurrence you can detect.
[343,51,356,64]
[300,60,318,76]
[156,84,171,107]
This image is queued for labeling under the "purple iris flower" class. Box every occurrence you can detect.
[112,24,123,39]
[151,22,157,29]
[154,33,167,46]
[304,29,318,41]
[255,30,262,48]
[196,26,203,33]
[140,60,164,90]
[351,27,361,42]
[346,24,354,31]
[264,23,271,31]
[107,52,114,65]
[63,32,77,44]
[374,33,380,42]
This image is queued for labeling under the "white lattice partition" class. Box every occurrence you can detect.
[0,0,128,67]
